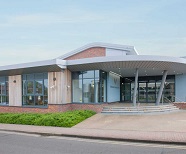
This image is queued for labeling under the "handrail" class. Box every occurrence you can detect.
[163,97,173,104]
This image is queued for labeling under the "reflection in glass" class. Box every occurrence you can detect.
[121,75,175,103]
[44,79,48,95]
[0,77,9,105]
[22,73,48,106]
[83,79,94,103]
[72,70,107,103]
[83,71,94,78]
[35,96,44,105]
[147,82,155,102]
[35,80,43,94]
[138,82,146,102]
[27,81,34,94]
[73,80,82,102]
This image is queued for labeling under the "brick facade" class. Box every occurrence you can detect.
[173,102,186,110]
[0,103,107,113]
[65,47,105,60]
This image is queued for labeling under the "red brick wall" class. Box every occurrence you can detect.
[0,104,107,113]
[65,47,105,60]
[173,102,186,110]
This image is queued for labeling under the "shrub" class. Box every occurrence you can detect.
[0,110,96,127]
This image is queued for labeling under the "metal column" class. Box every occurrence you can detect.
[156,70,168,105]
[133,68,139,106]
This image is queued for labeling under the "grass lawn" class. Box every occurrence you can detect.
[0,110,96,127]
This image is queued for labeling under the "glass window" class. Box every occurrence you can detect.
[35,80,43,94]
[72,70,107,103]
[0,77,9,105]
[83,79,94,103]
[72,79,82,102]
[83,71,94,78]
[22,73,48,106]
[27,81,34,94]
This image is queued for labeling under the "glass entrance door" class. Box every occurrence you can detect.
[138,81,156,103]
[138,82,147,102]
[147,82,156,103]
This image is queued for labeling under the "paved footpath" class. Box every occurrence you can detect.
[0,123,186,145]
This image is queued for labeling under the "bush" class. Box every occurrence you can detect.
[0,110,96,127]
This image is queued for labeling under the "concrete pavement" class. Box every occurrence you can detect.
[0,111,186,145]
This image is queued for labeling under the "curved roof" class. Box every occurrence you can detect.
[58,42,138,60]
[66,55,186,77]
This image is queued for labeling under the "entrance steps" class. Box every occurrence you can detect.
[101,104,179,114]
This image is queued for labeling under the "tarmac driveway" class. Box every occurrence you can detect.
[73,111,186,133]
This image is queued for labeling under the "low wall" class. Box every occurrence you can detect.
[173,102,186,110]
[0,103,107,113]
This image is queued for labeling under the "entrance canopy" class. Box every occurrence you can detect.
[66,55,186,77]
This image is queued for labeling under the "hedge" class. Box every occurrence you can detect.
[0,110,96,127]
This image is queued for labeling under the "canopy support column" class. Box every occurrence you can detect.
[156,70,168,105]
[133,68,139,107]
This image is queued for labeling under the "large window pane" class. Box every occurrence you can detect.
[72,70,107,103]
[72,79,82,102]
[27,81,34,94]
[95,79,100,103]
[83,79,94,103]
[83,71,94,78]
[0,77,9,105]
[35,80,43,94]
[35,96,44,105]
[147,81,155,103]
[44,79,48,95]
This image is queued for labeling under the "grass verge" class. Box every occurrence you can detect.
[0,110,96,127]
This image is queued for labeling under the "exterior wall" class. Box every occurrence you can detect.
[0,103,107,113]
[106,48,127,56]
[65,47,105,60]
[173,102,186,110]
[175,74,186,102]
[48,72,63,104]
[107,72,120,102]
[62,69,72,103]
[48,69,71,104]
[9,75,22,106]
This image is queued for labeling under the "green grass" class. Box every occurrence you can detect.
[0,110,96,127]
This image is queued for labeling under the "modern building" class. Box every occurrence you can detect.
[0,42,186,113]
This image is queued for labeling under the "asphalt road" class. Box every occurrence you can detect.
[0,131,185,154]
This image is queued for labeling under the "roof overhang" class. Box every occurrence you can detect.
[66,55,186,77]
[0,59,66,76]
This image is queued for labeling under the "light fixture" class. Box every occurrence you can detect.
[29,96,32,100]
[38,96,41,101]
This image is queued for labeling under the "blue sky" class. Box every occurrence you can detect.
[0,0,186,66]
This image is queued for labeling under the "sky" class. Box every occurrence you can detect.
[0,0,186,66]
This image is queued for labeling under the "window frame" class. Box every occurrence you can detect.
[0,76,9,106]
[22,73,48,107]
